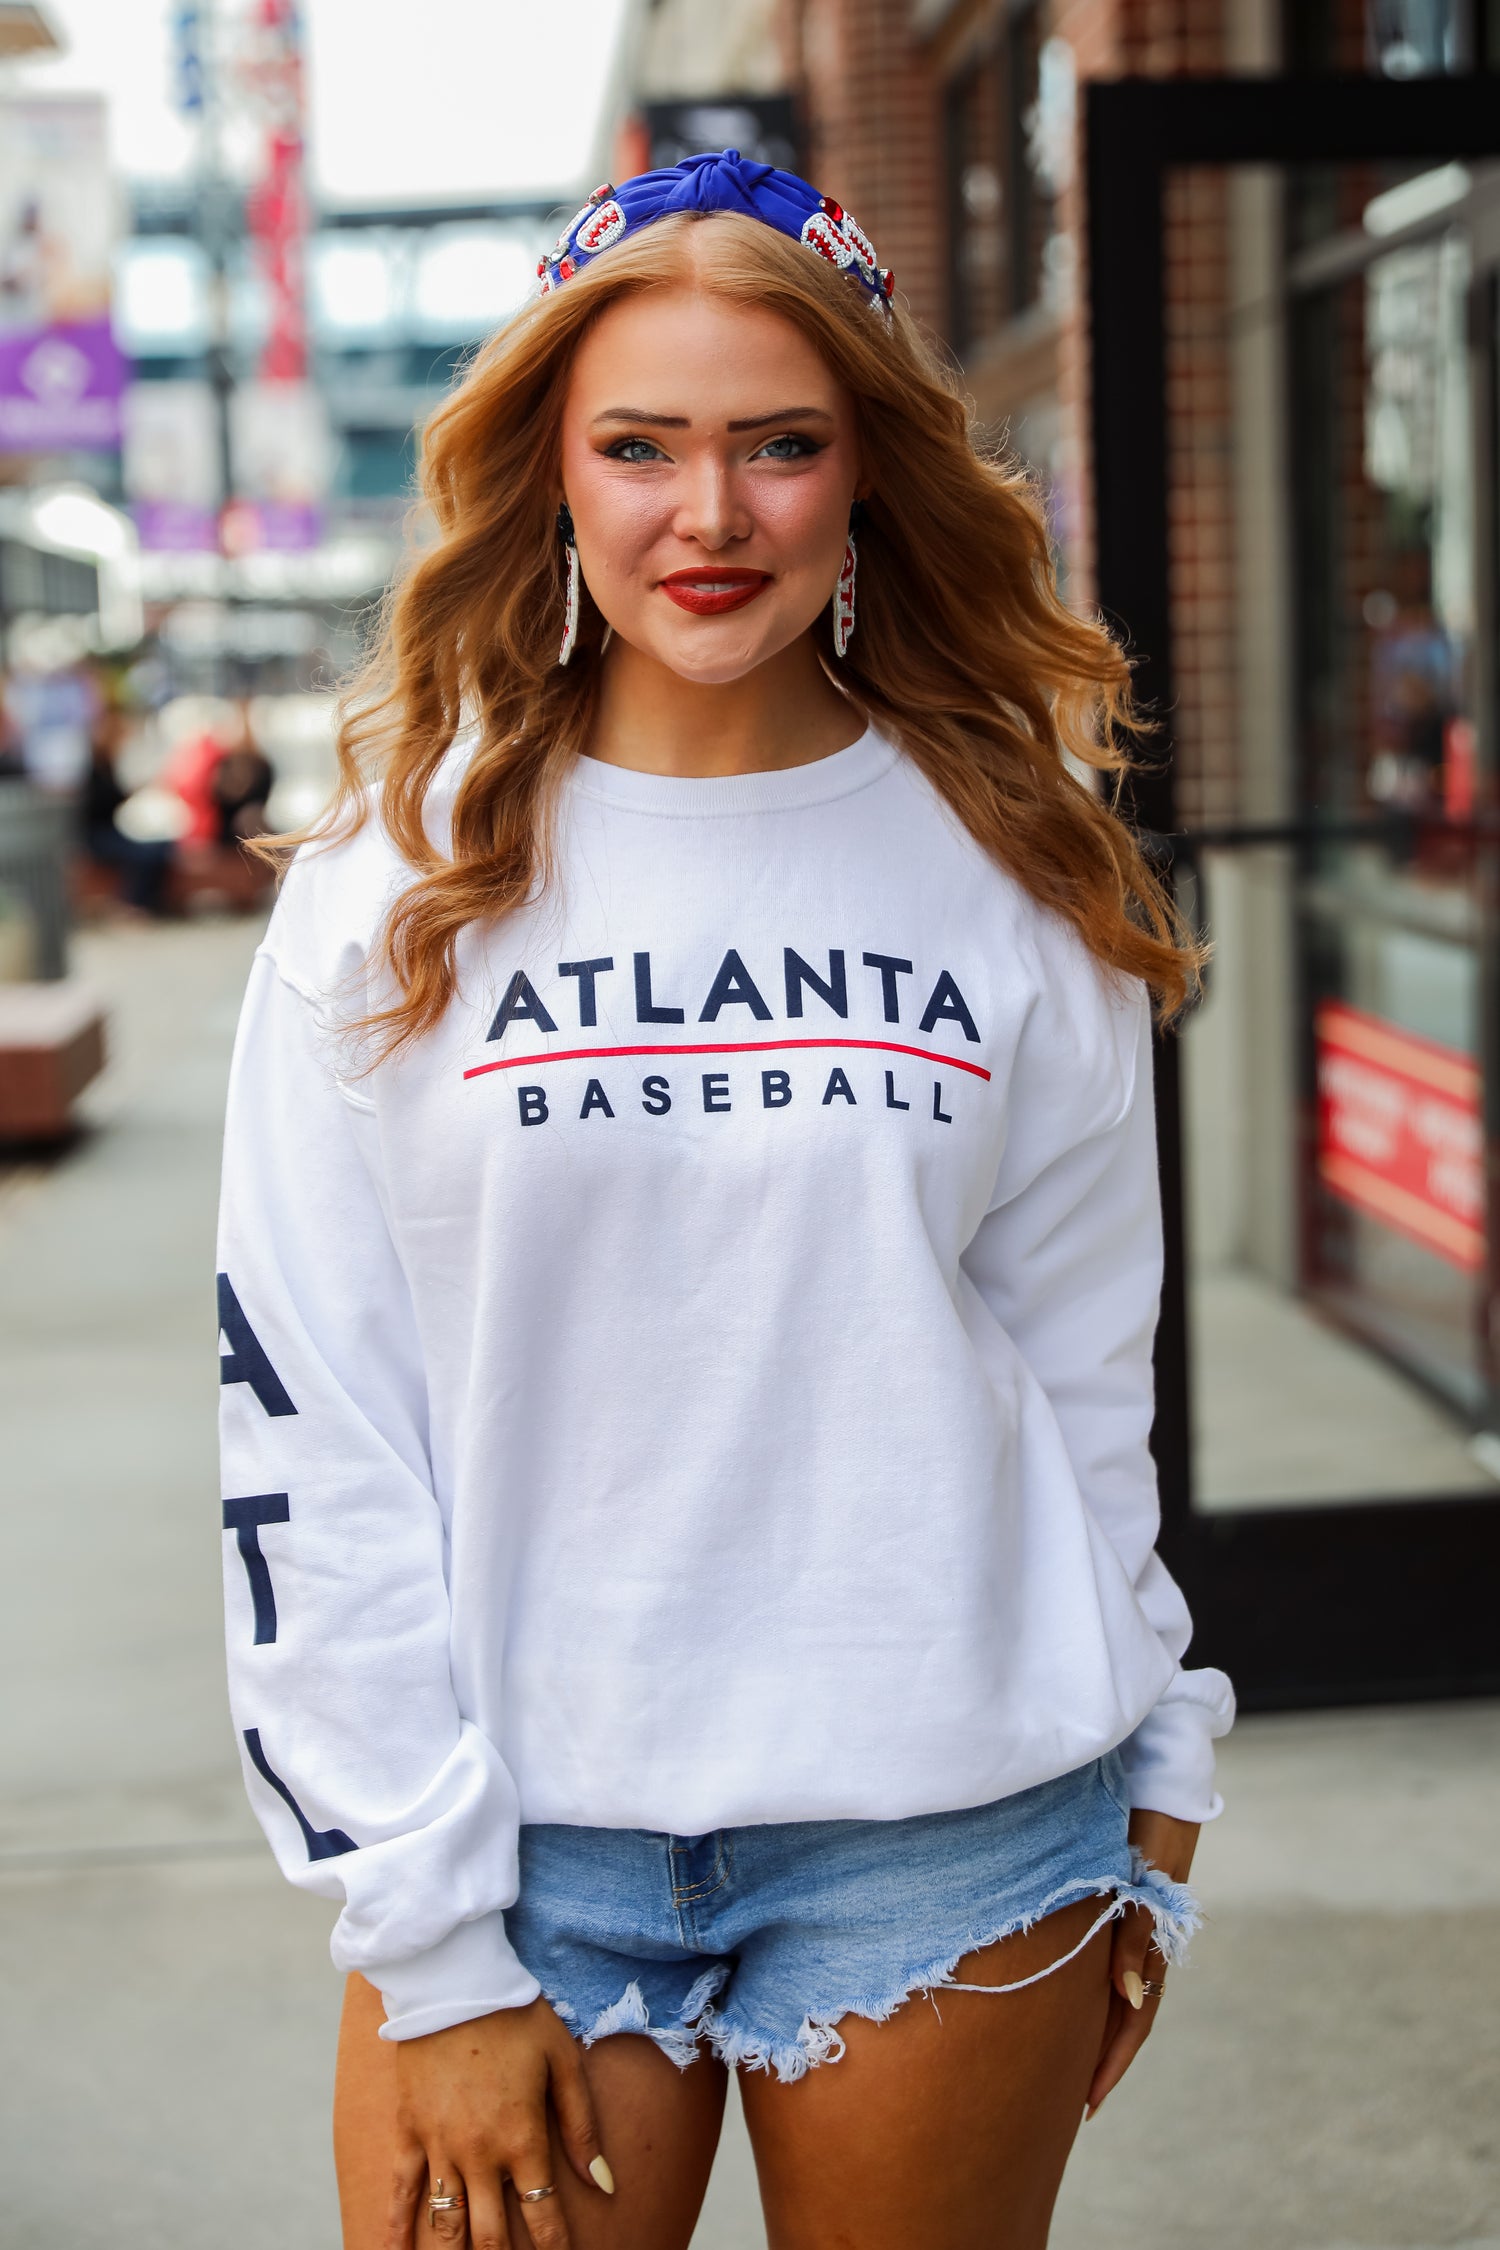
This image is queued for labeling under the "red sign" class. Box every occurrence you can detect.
[242,0,309,382]
[1315,1002,1485,1271]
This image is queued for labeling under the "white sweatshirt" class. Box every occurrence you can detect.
[218,726,1234,2041]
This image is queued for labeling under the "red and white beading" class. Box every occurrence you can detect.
[575,199,627,255]
[833,533,858,657]
[800,210,856,269]
[839,212,879,281]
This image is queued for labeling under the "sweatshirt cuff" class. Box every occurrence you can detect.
[372,1910,543,2042]
[1117,1675,1235,1824]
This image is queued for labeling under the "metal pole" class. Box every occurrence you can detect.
[190,0,238,695]
[196,0,234,521]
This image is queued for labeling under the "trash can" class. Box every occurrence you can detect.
[0,782,71,980]
[0,879,38,981]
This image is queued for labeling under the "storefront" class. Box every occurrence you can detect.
[1087,60,1500,1706]
[1289,146,1491,1426]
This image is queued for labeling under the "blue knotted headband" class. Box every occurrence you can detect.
[535,148,895,316]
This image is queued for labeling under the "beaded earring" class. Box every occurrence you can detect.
[557,502,581,666]
[833,502,863,658]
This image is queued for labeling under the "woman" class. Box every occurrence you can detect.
[218,152,1234,2250]
[79,702,174,917]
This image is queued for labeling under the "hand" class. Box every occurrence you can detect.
[387,1998,615,2249]
[1084,1807,1199,2121]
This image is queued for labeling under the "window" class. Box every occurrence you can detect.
[945,49,1006,356]
[1369,0,1460,68]
[944,5,1063,355]
[1006,4,1049,311]
[1288,0,1494,71]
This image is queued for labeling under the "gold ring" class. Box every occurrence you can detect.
[428,2177,467,2225]
[1141,1978,1165,1998]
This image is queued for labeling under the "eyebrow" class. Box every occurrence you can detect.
[591,406,836,433]
[727,407,835,432]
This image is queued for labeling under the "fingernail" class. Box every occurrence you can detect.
[589,2156,615,2195]
[1123,1970,1144,2010]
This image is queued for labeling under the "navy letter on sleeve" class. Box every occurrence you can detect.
[243,1727,356,1861]
[217,1274,296,1417]
[222,1492,291,1645]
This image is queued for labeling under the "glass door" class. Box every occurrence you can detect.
[1085,73,1500,1704]
[1184,163,1497,1513]
[1293,192,1493,1447]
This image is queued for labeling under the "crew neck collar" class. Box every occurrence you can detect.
[567,725,898,817]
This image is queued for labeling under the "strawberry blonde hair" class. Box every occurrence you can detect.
[289,209,1196,1055]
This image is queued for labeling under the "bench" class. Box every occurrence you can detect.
[72,841,273,921]
[170,839,275,913]
[0,980,107,1140]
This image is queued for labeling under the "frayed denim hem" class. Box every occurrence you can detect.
[551,1849,1202,2087]
[552,1962,729,2072]
[699,1850,1202,2086]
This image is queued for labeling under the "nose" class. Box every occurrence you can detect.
[671,453,752,552]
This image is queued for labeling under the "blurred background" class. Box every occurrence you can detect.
[0,2,1497,2245]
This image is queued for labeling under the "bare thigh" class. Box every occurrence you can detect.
[333,1973,729,2250]
[739,1895,1114,2250]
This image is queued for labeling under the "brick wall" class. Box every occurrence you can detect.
[1059,1,1240,820]
[1051,0,1124,614]
[776,0,1251,819]
[1120,0,1230,70]
[1163,166,1237,824]
[776,0,948,336]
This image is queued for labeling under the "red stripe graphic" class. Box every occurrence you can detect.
[464,1037,992,1083]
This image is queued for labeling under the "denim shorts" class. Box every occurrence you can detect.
[505,1751,1201,2083]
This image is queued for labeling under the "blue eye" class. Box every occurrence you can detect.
[755,434,822,462]
[605,437,667,464]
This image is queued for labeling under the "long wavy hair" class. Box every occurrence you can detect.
[287,208,1197,1056]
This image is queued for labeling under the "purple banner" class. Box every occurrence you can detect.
[221,497,322,554]
[0,319,126,452]
[133,498,220,553]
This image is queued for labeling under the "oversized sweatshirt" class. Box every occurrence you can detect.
[217,725,1234,2041]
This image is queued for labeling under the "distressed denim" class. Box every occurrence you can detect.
[505,1751,1201,2083]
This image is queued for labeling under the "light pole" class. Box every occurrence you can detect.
[179,1,237,545]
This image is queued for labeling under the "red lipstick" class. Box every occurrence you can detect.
[658,568,771,616]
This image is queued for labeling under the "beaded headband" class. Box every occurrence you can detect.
[535,147,895,316]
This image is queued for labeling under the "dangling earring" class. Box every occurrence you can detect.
[557,502,581,666]
[833,501,862,658]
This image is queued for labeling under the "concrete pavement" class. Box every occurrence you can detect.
[1,915,1496,2249]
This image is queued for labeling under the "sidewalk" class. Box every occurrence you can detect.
[1,917,1496,2250]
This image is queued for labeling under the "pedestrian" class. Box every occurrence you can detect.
[210,700,275,845]
[78,702,174,917]
[218,150,1234,2250]
[159,712,229,848]
[2,649,95,794]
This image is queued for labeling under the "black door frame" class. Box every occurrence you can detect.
[1086,75,1500,1708]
